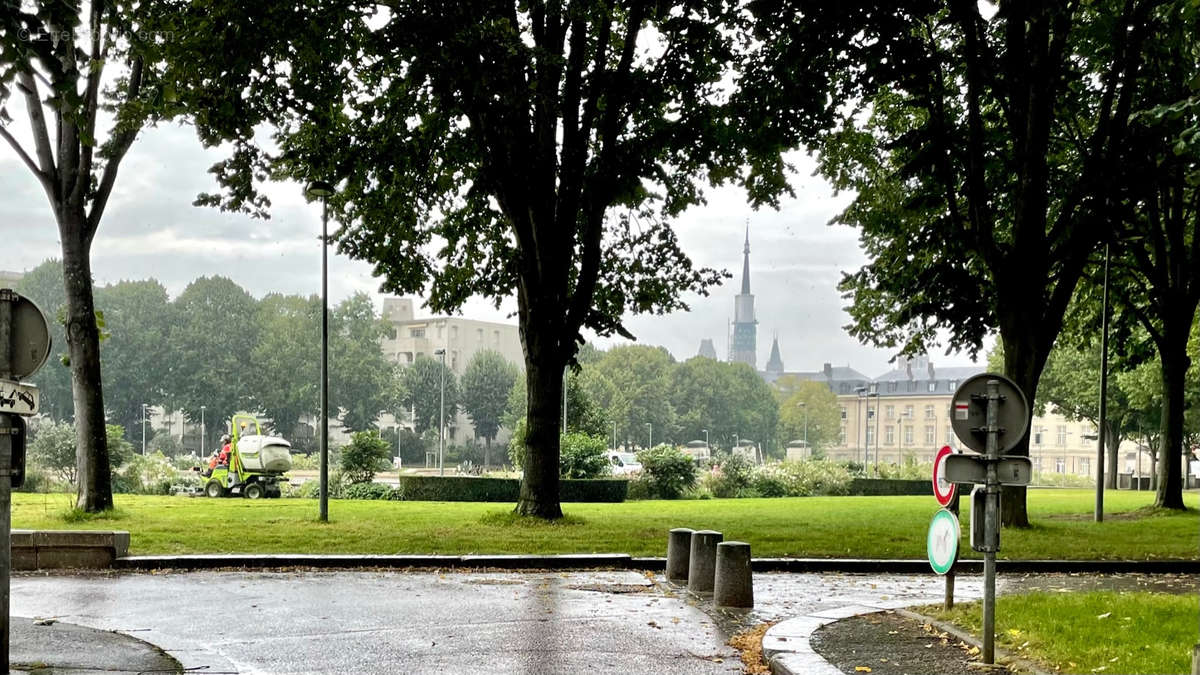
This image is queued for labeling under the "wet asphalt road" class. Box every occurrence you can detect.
[9,569,996,674]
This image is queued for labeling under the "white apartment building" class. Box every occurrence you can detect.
[381,298,524,446]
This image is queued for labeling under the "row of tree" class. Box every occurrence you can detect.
[5,2,1195,519]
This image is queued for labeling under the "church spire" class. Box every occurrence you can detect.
[740,224,751,295]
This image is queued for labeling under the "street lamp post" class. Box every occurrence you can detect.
[200,405,206,459]
[1095,242,1110,522]
[701,428,709,451]
[306,179,335,523]
[872,393,881,476]
[646,422,652,449]
[141,404,148,455]
[855,386,867,465]
[435,348,446,476]
[799,402,808,451]
[612,420,617,451]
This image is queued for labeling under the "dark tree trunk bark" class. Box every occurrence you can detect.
[516,352,564,519]
[61,215,113,512]
[997,297,1056,528]
[1154,328,1188,509]
[483,436,491,469]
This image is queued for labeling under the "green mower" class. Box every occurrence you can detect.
[195,414,292,499]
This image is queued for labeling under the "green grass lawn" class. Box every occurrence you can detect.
[12,488,1197,558]
[925,591,1200,674]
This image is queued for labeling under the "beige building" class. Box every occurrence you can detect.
[828,355,1144,482]
[380,298,524,446]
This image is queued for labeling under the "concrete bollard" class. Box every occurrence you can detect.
[713,541,754,608]
[666,528,695,584]
[687,530,723,595]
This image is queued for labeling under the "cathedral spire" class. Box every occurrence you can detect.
[740,224,751,295]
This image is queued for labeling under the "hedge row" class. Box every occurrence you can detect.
[391,476,628,503]
[848,478,930,496]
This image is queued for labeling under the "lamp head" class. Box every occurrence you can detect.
[305,180,336,198]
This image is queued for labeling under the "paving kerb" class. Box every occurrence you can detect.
[763,603,1053,675]
[113,554,1200,574]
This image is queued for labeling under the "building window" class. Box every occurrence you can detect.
[840,406,847,420]
[493,330,500,345]
[928,381,937,392]
[925,425,935,444]
[887,381,897,392]
[869,382,878,394]
[904,426,914,445]
[866,427,875,445]
[1080,457,1090,476]
[451,326,458,339]
[1056,425,1067,446]
[1033,457,1043,472]
[907,380,917,392]
[948,380,958,391]
[477,328,484,342]
[410,328,425,338]
[838,428,846,445]
[924,404,935,419]
[1034,429,1043,445]
[885,405,895,419]
[885,426,895,446]
[840,383,849,393]
[945,426,953,445]
[1055,458,1065,473]
[904,405,914,419]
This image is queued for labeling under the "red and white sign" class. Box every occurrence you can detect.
[953,400,970,420]
[933,445,957,506]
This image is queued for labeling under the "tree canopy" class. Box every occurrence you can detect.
[160,0,817,518]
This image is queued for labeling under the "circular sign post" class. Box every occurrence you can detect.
[932,445,957,506]
[950,373,1030,454]
[927,508,960,575]
[1,291,52,380]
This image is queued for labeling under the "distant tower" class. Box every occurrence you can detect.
[729,226,758,368]
[764,334,784,381]
[697,339,718,360]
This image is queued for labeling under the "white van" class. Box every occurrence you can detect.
[608,452,643,476]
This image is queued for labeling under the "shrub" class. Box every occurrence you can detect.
[28,420,78,483]
[751,467,789,497]
[559,432,610,479]
[506,418,528,469]
[289,453,319,470]
[636,445,696,499]
[704,454,755,498]
[625,475,653,500]
[114,451,178,495]
[772,459,853,496]
[342,482,398,500]
[340,430,392,484]
[290,470,347,499]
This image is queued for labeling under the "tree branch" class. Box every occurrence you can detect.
[17,71,57,186]
[85,54,143,243]
[0,125,53,194]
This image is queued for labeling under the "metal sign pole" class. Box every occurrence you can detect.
[945,490,959,610]
[1,292,12,669]
[983,379,1000,664]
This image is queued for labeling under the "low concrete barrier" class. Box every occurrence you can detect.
[10,530,130,570]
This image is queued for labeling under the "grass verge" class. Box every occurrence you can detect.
[923,591,1200,674]
[10,489,1197,558]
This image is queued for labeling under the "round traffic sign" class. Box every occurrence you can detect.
[949,373,1030,454]
[926,508,960,575]
[932,445,957,506]
[4,292,52,380]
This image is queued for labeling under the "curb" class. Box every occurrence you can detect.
[762,604,1051,675]
[112,554,1200,573]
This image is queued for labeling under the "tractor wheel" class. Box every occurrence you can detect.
[244,483,265,500]
[205,481,226,498]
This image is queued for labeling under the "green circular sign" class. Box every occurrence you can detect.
[926,509,960,575]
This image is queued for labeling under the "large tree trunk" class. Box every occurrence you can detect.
[998,306,1053,528]
[514,285,566,518]
[517,352,564,519]
[1154,327,1188,509]
[61,218,113,512]
[483,435,492,469]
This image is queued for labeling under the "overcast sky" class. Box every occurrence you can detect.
[2,121,986,379]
